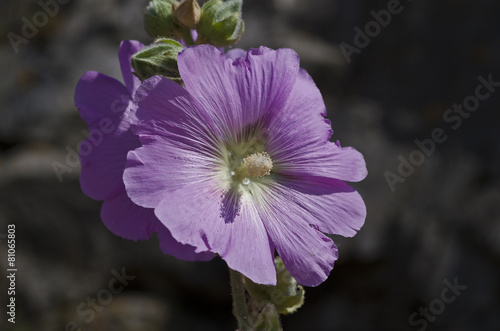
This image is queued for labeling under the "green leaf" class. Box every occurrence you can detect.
[131,39,184,82]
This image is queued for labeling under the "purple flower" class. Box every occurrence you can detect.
[124,45,367,286]
[74,40,212,261]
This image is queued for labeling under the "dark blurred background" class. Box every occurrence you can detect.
[1,0,499,330]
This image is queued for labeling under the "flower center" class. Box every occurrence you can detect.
[220,125,273,188]
[236,152,273,179]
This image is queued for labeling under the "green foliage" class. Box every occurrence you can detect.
[131,39,184,82]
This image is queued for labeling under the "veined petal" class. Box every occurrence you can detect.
[268,176,366,237]
[124,134,219,209]
[267,69,331,147]
[75,71,131,127]
[133,75,222,148]
[254,183,338,287]
[237,47,300,124]
[271,141,367,183]
[155,181,277,285]
[267,69,367,182]
[119,40,144,95]
[177,45,299,143]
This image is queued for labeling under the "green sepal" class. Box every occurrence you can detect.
[196,0,244,47]
[144,0,178,38]
[130,39,184,82]
[244,257,305,315]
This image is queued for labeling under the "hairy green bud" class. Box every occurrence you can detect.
[196,0,244,47]
[144,0,178,38]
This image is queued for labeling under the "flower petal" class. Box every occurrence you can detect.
[177,45,299,142]
[154,181,277,285]
[119,40,144,95]
[75,71,131,127]
[273,142,367,182]
[100,190,156,240]
[80,129,140,200]
[267,69,331,147]
[266,69,367,182]
[224,48,247,60]
[254,183,339,287]
[156,222,215,262]
[133,75,220,142]
[124,132,218,209]
[268,176,366,237]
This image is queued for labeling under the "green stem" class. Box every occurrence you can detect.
[229,268,252,330]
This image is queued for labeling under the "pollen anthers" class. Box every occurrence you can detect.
[236,152,273,179]
[222,143,274,187]
[221,124,273,186]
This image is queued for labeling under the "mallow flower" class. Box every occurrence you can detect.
[124,45,367,286]
[74,40,212,261]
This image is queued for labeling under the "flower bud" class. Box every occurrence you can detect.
[130,39,184,82]
[196,0,245,47]
[144,0,178,38]
[173,0,201,28]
